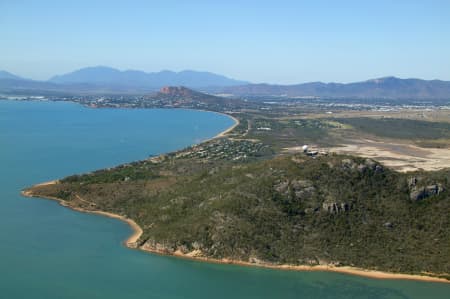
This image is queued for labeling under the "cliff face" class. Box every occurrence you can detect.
[159,86,194,96]
[24,153,450,278]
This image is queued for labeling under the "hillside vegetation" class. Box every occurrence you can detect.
[27,151,450,279]
[21,90,450,279]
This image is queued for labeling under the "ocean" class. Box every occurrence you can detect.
[0,100,448,298]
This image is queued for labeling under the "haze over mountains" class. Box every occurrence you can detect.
[0,66,247,94]
[219,77,450,99]
[0,70,26,81]
[1,66,450,100]
[49,66,248,88]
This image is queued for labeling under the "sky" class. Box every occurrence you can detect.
[1,0,450,84]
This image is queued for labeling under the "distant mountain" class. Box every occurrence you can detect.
[49,66,248,88]
[0,71,57,94]
[0,70,25,80]
[219,77,450,99]
[2,69,450,100]
[0,78,81,96]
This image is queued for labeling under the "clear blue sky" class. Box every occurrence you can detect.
[1,0,450,84]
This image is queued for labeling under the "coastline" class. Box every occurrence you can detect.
[22,110,238,244]
[21,183,142,247]
[19,112,449,285]
[22,185,449,284]
[203,111,239,142]
[137,244,450,284]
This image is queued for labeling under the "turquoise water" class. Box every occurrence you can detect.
[0,100,449,299]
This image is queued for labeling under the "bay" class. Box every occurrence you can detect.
[0,100,449,298]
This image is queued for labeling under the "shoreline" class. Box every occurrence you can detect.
[202,111,239,142]
[21,185,449,284]
[19,111,449,285]
[21,184,142,247]
[214,113,239,138]
[137,244,450,284]
[21,110,238,244]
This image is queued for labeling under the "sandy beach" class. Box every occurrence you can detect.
[21,184,449,284]
[21,184,142,247]
[201,112,239,142]
[138,243,450,284]
[33,180,59,187]
[214,114,239,138]
[168,109,240,141]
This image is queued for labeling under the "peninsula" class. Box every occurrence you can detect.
[22,87,450,283]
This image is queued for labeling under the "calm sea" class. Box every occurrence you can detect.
[0,100,448,298]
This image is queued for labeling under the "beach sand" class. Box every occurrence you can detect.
[214,114,239,138]
[21,183,449,284]
[138,244,450,284]
[21,182,142,248]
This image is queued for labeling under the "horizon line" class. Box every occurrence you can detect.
[1,67,448,86]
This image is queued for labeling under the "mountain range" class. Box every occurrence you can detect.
[218,77,450,99]
[0,66,247,95]
[1,66,450,100]
[49,66,247,88]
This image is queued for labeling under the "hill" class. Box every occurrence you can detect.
[25,148,450,279]
[148,86,242,108]
[219,77,450,99]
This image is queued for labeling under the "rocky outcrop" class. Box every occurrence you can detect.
[408,176,444,201]
[341,159,356,169]
[291,179,313,190]
[342,158,384,173]
[408,177,418,188]
[322,200,351,214]
[291,180,315,199]
[273,179,315,200]
[141,239,206,257]
[141,239,175,254]
[274,180,289,194]
[410,184,444,201]
[159,86,192,96]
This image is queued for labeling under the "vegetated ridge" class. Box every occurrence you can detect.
[25,143,450,280]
